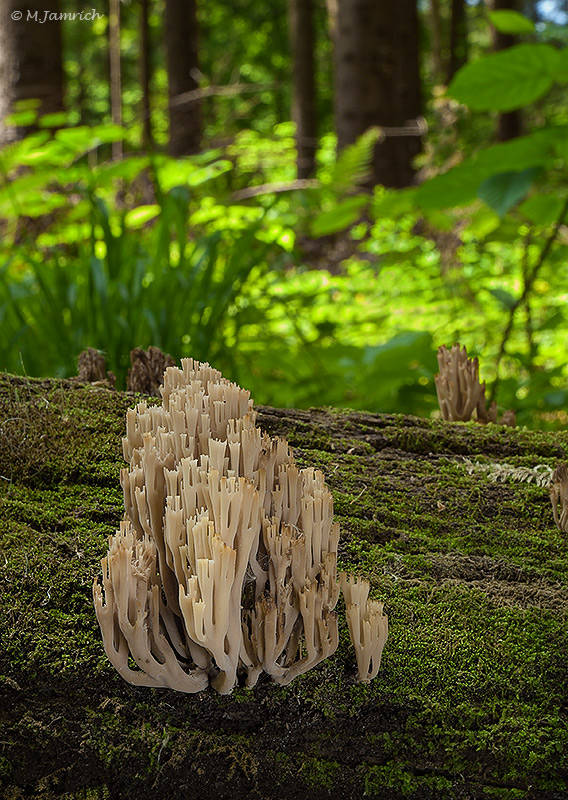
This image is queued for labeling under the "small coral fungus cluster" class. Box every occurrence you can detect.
[93,359,387,694]
[435,344,515,426]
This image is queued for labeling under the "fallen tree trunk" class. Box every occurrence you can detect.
[0,373,567,799]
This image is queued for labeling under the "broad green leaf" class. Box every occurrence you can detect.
[474,127,563,171]
[0,173,69,217]
[488,10,535,34]
[535,309,564,332]
[478,168,540,216]
[555,49,568,83]
[488,288,517,310]
[157,157,212,191]
[417,129,561,209]
[187,160,233,186]
[38,112,69,128]
[519,194,565,224]
[53,127,96,148]
[449,44,559,111]
[124,205,161,230]
[94,156,150,184]
[88,124,126,144]
[310,196,368,237]
[55,124,125,153]
[417,164,486,209]
[11,98,41,111]
[190,147,225,165]
[4,110,37,127]
[0,132,52,169]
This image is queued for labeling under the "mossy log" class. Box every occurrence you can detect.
[1,373,567,800]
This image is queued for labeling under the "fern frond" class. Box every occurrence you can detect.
[328,127,381,192]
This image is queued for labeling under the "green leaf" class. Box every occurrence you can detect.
[519,194,565,224]
[187,160,233,186]
[488,288,517,310]
[12,98,41,111]
[38,112,69,128]
[310,196,368,237]
[535,309,564,332]
[94,156,150,185]
[478,168,540,216]
[54,124,125,154]
[417,129,561,210]
[449,44,559,111]
[488,10,535,34]
[124,205,161,230]
[4,110,38,127]
[417,165,485,209]
[555,49,568,83]
[474,128,562,171]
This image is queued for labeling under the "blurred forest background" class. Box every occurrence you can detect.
[1,0,568,427]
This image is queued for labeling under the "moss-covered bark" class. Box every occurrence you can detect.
[1,373,567,799]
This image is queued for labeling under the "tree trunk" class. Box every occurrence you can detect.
[325,0,338,41]
[429,0,445,85]
[447,0,468,84]
[492,0,523,141]
[109,0,123,159]
[333,0,422,188]
[288,0,317,179]
[0,0,65,145]
[165,0,201,156]
[73,0,87,125]
[139,0,154,150]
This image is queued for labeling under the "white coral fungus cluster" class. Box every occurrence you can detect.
[93,359,387,693]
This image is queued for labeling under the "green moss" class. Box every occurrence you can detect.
[299,756,340,790]
[1,375,568,798]
[362,763,420,798]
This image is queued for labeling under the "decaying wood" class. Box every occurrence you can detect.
[126,346,175,395]
[1,371,566,799]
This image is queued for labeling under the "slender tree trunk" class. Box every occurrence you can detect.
[140,0,154,150]
[492,0,523,141]
[334,0,422,188]
[0,0,65,145]
[72,0,87,124]
[165,0,201,156]
[325,0,338,41]
[447,0,468,84]
[288,0,317,178]
[429,0,445,84]
[109,0,123,159]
